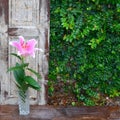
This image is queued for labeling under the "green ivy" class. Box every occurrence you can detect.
[49,0,120,106]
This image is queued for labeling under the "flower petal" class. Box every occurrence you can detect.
[25,39,37,54]
[19,36,24,45]
[35,48,44,53]
[9,41,22,51]
[9,36,42,58]
[27,39,37,49]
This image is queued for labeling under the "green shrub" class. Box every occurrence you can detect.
[49,0,120,106]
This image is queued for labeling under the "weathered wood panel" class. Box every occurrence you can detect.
[0,0,50,105]
[1,106,120,120]
[0,0,9,105]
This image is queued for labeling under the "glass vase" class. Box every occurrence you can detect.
[18,89,30,115]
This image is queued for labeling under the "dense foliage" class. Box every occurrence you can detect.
[49,0,120,105]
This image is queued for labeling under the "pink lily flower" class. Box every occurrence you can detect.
[9,36,42,58]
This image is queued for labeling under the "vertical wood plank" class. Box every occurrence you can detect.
[37,0,50,105]
[0,0,10,104]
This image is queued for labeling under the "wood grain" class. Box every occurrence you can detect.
[0,0,50,105]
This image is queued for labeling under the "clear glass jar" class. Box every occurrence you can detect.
[18,89,30,115]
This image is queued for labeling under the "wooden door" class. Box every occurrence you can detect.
[0,0,49,105]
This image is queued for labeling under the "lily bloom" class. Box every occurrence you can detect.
[9,36,42,58]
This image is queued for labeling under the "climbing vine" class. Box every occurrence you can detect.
[49,0,120,105]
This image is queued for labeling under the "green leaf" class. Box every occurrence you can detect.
[13,70,23,85]
[27,68,41,79]
[13,63,25,86]
[7,63,29,72]
[10,53,22,60]
[24,76,40,90]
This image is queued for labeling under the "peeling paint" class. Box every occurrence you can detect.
[0,0,8,24]
[0,0,50,105]
[4,91,8,98]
